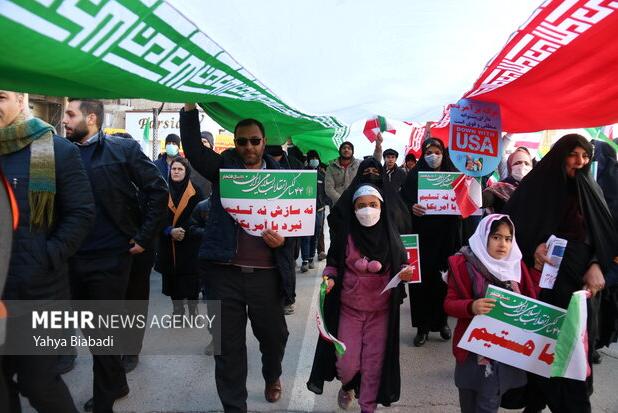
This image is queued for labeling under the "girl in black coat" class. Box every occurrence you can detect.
[155,157,204,315]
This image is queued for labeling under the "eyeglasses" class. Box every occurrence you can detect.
[235,137,262,146]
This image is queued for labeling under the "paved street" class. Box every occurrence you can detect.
[20,261,618,413]
[20,220,618,412]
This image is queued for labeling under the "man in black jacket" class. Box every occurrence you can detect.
[63,99,168,413]
[0,90,96,412]
[181,103,291,412]
[382,148,407,192]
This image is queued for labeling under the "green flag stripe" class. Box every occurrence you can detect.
[551,293,583,377]
[0,0,347,161]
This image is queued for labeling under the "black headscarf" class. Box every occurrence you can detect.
[504,134,618,272]
[400,137,456,206]
[329,157,412,235]
[349,185,391,265]
[414,137,457,172]
[169,160,192,206]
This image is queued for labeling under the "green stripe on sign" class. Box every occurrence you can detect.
[418,172,458,189]
[400,234,418,248]
[220,170,316,199]
[485,285,566,340]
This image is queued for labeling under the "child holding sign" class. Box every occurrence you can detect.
[444,214,537,413]
[307,184,414,413]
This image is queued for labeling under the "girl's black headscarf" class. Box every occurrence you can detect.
[327,181,406,272]
[329,156,412,235]
[504,134,618,272]
[414,137,457,172]
[349,184,391,265]
[169,158,192,206]
[400,137,456,205]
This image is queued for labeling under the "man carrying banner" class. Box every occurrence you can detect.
[180,103,293,412]
[63,99,168,413]
[0,91,95,412]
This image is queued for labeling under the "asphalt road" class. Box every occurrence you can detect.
[20,229,618,412]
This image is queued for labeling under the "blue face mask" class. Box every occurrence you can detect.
[309,159,319,168]
[166,144,179,157]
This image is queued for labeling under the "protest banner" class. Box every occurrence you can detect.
[400,234,422,283]
[458,285,567,377]
[418,172,481,216]
[220,169,317,236]
[449,99,502,177]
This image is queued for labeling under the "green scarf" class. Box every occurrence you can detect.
[0,116,56,230]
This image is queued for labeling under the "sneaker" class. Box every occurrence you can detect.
[308,260,315,269]
[337,387,354,410]
[318,252,327,261]
[300,261,309,272]
[284,304,295,315]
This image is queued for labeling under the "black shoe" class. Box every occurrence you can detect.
[592,349,601,364]
[84,387,129,412]
[413,331,428,347]
[55,354,76,375]
[440,325,452,340]
[122,355,139,373]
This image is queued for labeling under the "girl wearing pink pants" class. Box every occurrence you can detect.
[307,183,413,413]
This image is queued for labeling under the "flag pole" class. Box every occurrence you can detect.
[151,108,158,160]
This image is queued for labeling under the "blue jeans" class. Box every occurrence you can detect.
[301,209,324,262]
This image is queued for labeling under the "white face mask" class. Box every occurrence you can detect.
[309,159,319,168]
[424,153,442,169]
[355,207,381,227]
[511,164,532,181]
[166,144,179,157]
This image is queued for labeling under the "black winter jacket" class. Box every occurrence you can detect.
[81,132,168,250]
[0,135,95,299]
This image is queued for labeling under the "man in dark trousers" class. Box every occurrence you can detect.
[0,90,95,412]
[181,103,292,413]
[62,99,168,413]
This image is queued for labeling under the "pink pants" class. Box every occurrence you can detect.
[336,304,389,413]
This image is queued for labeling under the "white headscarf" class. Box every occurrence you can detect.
[468,214,522,283]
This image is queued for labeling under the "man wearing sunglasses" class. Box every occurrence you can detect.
[180,104,292,413]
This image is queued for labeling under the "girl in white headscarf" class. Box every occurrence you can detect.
[444,214,538,413]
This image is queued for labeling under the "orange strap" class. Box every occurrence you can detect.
[167,182,196,267]
[1,173,19,230]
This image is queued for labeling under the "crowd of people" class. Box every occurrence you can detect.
[0,90,617,413]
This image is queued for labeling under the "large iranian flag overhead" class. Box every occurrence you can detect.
[1,1,617,161]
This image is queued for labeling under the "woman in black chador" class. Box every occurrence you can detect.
[400,138,463,346]
[504,134,618,413]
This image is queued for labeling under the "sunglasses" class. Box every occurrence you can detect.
[235,137,262,146]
